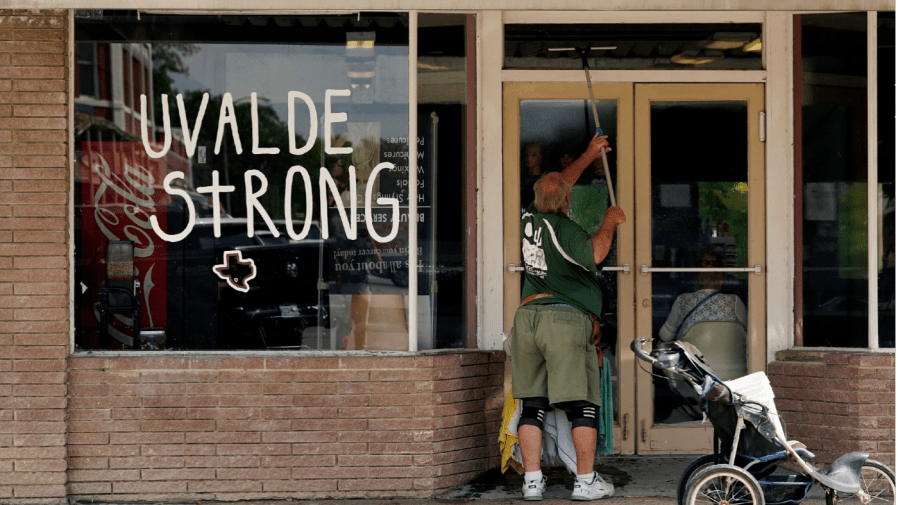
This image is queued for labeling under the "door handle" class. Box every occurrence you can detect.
[603,263,630,273]
[622,413,628,441]
[639,264,763,275]
[510,263,631,274]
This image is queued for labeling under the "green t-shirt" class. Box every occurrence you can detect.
[520,203,602,317]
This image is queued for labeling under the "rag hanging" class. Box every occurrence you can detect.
[499,391,523,474]
[596,355,614,455]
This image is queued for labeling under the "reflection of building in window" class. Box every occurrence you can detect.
[77,43,98,98]
[76,43,155,136]
[75,42,191,196]
[346,31,376,104]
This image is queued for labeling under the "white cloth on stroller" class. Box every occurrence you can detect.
[723,371,786,441]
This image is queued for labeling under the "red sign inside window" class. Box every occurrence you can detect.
[80,142,173,349]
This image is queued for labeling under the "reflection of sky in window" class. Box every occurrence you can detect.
[520,100,617,146]
[168,43,409,140]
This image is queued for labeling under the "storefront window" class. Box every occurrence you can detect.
[504,23,762,70]
[73,11,453,351]
[416,14,473,349]
[795,11,895,348]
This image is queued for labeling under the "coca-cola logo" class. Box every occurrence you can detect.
[89,151,160,259]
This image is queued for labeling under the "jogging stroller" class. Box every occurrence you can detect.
[631,338,896,505]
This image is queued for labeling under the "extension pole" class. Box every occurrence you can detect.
[579,49,616,207]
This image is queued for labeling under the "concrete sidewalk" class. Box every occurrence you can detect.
[434,455,689,503]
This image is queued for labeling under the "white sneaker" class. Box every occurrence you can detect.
[522,475,547,501]
[572,472,614,501]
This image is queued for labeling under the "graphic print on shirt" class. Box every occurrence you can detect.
[521,213,547,277]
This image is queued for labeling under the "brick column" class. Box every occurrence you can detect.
[769,350,896,468]
[0,9,70,503]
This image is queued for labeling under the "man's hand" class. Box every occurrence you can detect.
[560,134,613,186]
[586,134,612,161]
[604,206,626,227]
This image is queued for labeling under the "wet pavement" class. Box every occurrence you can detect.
[437,455,691,501]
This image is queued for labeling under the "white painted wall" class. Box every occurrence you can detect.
[764,12,796,364]
[478,11,506,351]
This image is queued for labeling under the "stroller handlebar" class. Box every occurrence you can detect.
[630,337,735,405]
[630,338,657,366]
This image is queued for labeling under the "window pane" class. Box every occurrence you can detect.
[798,12,870,347]
[649,101,750,424]
[74,12,410,351]
[505,23,762,70]
[416,14,471,349]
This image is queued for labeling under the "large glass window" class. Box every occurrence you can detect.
[74,11,472,352]
[795,11,895,348]
[417,14,474,349]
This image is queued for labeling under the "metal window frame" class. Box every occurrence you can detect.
[866,10,879,349]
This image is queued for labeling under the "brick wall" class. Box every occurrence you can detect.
[0,9,70,504]
[66,351,505,500]
[769,350,896,468]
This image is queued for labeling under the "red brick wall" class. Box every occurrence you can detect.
[0,9,70,503]
[66,351,505,500]
[769,350,896,468]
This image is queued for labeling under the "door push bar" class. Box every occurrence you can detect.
[638,265,764,275]
[509,263,631,273]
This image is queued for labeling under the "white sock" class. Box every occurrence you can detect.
[525,470,543,482]
[577,472,596,484]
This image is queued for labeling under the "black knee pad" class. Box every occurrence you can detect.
[563,400,599,429]
[519,397,551,430]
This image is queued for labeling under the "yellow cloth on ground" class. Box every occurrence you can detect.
[499,392,523,474]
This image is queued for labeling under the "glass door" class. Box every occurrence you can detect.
[503,82,635,453]
[634,83,766,454]
[502,82,765,455]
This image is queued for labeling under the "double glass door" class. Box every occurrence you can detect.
[503,82,766,454]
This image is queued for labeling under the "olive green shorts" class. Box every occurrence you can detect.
[509,304,601,406]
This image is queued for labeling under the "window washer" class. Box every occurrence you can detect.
[509,133,625,501]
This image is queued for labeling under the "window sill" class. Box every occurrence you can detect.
[775,346,895,362]
[69,348,494,358]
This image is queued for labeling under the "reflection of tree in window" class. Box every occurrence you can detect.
[151,46,329,223]
[698,181,748,267]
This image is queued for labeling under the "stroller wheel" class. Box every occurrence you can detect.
[678,454,723,505]
[825,459,895,505]
[684,464,764,505]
